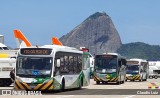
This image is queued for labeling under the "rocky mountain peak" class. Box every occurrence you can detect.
[60,12,122,55]
[84,12,108,22]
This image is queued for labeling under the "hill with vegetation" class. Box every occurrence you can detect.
[117,42,160,60]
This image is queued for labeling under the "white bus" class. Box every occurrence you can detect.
[93,53,127,85]
[0,58,16,86]
[126,58,149,81]
[14,45,90,91]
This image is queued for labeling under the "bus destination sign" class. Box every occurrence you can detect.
[127,61,139,65]
[20,48,52,55]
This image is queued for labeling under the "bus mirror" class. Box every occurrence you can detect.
[57,59,60,67]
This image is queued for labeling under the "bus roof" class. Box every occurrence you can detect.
[128,58,147,62]
[96,52,126,59]
[19,45,83,54]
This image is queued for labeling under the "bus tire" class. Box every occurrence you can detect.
[61,79,65,91]
[122,76,126,84]
[96,81,100,84]
[149,76,153,79]
[116,81,120,85]
[102,81,106,84]
[121,79,125,84]
[154,76,158,79]
[144,76,147,81]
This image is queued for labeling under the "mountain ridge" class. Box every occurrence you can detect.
[117,42,160,60]
[60,12,122,55]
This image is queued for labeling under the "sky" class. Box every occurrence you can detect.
[0,0,160,48]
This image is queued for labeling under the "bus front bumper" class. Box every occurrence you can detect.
[14,79,54,91]
[126,74,140,81]
[93,74,118,82]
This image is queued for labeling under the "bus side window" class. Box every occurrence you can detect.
[73,56,78,74]
[77,56,82,73]
[63,55,69,73]
[68,55,74,74]
[60,55,65,73]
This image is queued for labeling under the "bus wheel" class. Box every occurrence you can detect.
[154,76,158,79]
[122,76,125,84]
[149,76,153,79]
[102,81,106,84]
[144,78,147,81]
[116,81,120,85]
[121,80,125,84]
[61,79,65,91]
[96,81,100,84]
[144,76,147,81]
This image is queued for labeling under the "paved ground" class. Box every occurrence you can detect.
[0,79,160,98]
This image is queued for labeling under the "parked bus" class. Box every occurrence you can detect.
[14,45,90,91]
[0,58,16,86]
[126,58,148,81]
[93,53,126,85]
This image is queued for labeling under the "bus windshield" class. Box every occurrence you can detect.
[16,56,53,78]
[127,65,139,74]
[95,55,117,73]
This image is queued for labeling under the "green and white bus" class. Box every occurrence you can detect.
[126,58,148,81]
[14,45,90,91]
[93,53,127,84]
